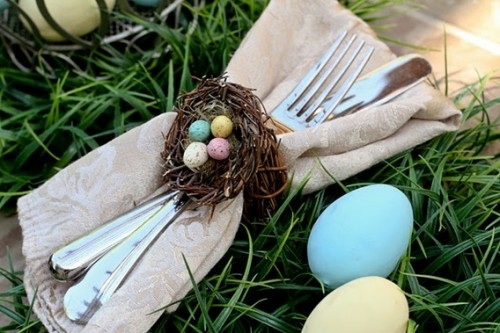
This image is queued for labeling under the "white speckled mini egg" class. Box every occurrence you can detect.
[302,276,409,333]
[307,184,413,289]
[183,142,208,171]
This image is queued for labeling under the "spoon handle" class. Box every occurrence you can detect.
[63,190,190,324]
[49,190,179,281]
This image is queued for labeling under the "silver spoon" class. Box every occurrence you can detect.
[63,190,192,324]
[49,191,177,281]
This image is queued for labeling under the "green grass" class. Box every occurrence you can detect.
[1,0,499,332]
[148,78,499,332]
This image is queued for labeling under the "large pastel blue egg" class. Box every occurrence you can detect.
[307,184,413,289]
[130,0,162,7]
[188,120,211,142]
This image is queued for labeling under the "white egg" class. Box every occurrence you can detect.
[307,184,413,288]
[183,142,209,171]
[18,0,116,42]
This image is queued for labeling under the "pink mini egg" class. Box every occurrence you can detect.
[207,138,231,160]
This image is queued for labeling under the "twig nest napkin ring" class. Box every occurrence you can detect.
[162,75,288,220]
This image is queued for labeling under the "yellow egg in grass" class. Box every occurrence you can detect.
[18,0,116,42]
[302,276,409,333]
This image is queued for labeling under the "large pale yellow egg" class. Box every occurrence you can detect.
[18,0,116,42]
[302,276,409,333]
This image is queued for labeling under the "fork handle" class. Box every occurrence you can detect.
[49,190,178,281]
[63,190,190,324]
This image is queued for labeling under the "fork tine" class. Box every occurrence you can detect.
[299,40,374,124]
[312,46,375,124]
[289,32,356,118]
[272,31,348,117]
[294,34,358,118]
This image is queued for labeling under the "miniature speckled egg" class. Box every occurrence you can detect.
[207,138,230,160]
[183,142,208,170]
[302,276,409,333]
[188,120,211,142]
[211,115,233,138]
[307,184,413,289]
[130,0,161,7]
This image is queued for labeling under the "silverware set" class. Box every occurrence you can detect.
[48,31,432,323]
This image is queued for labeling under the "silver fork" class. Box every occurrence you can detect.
[55,31,376,323]
[269,31,373,132]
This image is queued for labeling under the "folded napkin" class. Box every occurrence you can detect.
[17,0,461,332]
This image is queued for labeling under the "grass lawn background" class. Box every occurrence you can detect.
[1,0,498,332]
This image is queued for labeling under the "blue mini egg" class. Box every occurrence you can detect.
[188,119,211,142]
[307,184,413,289]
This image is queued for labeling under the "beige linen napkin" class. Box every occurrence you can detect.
[18,0,461,332]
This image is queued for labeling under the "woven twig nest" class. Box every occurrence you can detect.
[162,75,288,220]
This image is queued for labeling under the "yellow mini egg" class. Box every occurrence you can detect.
[302,276,409,333]
[211,115,233,138]
[18,0,116,42]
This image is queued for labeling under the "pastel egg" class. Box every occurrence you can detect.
[307,184,413,289]
[188,120,211,142]
[183,142,208,170]
[207,138,230,160]
[18,0,116,42]
[302,276,409,333]
[211,115,233,138]
[0,0,10,11]
[130,0,162,7]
